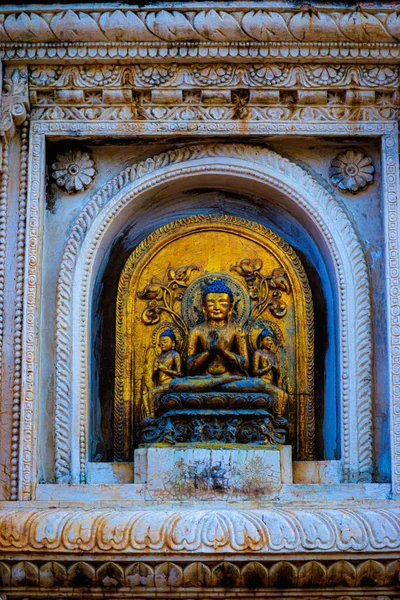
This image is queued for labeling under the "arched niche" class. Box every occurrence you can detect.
[55,144,372,484]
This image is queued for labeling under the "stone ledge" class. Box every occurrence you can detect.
[34,482,390,502]
[0,503,398,555]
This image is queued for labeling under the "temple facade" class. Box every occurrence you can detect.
[0,2,399,599]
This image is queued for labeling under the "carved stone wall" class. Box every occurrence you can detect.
[0,3,399,598]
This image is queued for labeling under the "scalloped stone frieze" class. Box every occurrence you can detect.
[0,507,399,554]
[1,558,399,589]
[28,64,400,91]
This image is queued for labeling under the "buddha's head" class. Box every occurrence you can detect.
[202,280,234,322]
[159,329,176,352]
[257,329,275,350]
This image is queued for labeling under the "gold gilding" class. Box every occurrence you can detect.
[115,215,314,460]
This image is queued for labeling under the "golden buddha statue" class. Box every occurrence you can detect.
[170,280,279,393]
[115,216,315,457]
[141,279,288,444]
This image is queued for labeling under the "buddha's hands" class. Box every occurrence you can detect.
[154,358,167,373]
[208,330,226,353]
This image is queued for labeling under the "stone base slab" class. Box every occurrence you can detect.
[134,445,292,500]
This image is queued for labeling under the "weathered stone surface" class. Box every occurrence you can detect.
[138,445,289,500]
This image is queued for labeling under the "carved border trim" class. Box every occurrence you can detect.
[54,143,372,484]
[0,507,399,554]
[1,557,400,589]
[19,132,44,501]
[3,43,400,63]
[0,142,8,395]
[32,120,397,138]
[10,122,28,501]
[382,134,400,497]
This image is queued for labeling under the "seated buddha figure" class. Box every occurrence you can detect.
[170,280,277,394]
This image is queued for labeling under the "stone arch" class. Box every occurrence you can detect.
[55,144,372,484]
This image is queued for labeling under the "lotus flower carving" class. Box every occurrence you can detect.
[329,150,374,194]
[52,150,96,194]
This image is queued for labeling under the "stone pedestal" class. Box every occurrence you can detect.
[134,445,292,501]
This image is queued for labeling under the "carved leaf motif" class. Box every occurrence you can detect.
[193,10,249,42]
[298,561,326,587]
[125,562,154,587]
[4,12,53,43]
[288,11,342,42]
[269,561,297,587]
[67,562,96,586]
[154,562,183,588]
[241,562,269,588]
[11,561,39,586]
[385,11,400,41]
[327,560,356,587]
[147,10,200,42]
[97,562,124,587]
[183,562,211,587]
[49,10,107,43]
[231,259,290,321]
[241,11,293,42]
[212,562,241,587]
[98,10,158,42]
[39,562,67,588]
[356,560,387,586]
[339,11,393,43]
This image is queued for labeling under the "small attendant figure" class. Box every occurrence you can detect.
[252,330,280,386]
[253,329,287,417]
[142,329,181,420]
[153,329,181,387]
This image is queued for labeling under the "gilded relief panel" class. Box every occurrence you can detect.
[114,215,314,462]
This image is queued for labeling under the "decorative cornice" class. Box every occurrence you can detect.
[0,6,399,63]
[0,6,399,45]
[27,63,399,127]
[0,507,399,554]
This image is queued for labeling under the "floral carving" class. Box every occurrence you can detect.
[138,265,200,334]
[51,150,96,194]
[246,64,289,86]
[0,507,399,554]
[1,66,29,146]
[231,259,290,322]
[28,64,400,92]
[329,150,374,194]
[192,65,236,86]
[136,66,176,86]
